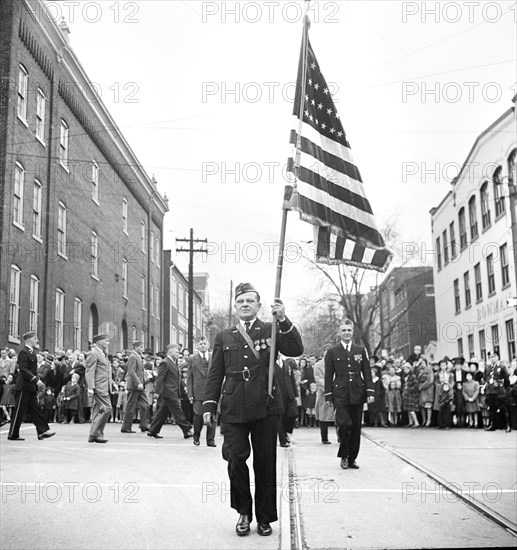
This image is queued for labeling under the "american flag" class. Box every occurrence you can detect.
[287,36,392,272]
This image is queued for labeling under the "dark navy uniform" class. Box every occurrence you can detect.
[203,317,303,525]
[324,342,374,463]
[9,345,51,439]
[484,361,510,431]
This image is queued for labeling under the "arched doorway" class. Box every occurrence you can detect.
[88,304,99,345]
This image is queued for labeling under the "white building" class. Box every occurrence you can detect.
[430,96,517,362]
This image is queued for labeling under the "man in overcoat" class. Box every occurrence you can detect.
[121,340,150,433]
[202,283,303,538]
[324,319,374,469]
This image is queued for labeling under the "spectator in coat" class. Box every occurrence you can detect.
[402,363,420,427]
[438,382,453,429]
[314,353,335,443]
[276,360,298,447]
[369,366,387,427]
[386,366,402,426]
[462,371,479,428]
[417,358,434,427]
[63,373,81,423]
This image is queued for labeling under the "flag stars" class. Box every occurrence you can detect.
[337,131,343,137]
[335,113,340,119]
[308,78,312,86]
[317,103,323,109]
[329,128,335,134]
[321,123,326,130]
[311,99,315,106]
[327,108,332,115]
[305,94,309,101]
[310,62,316,69]
[314,83,319,90]
[309,115,313,121]
[323,88,329,95]
[304,110,309,117]
[315,119,319,126]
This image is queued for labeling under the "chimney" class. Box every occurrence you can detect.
[58,17,71,45]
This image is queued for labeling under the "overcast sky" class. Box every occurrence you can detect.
[47,0,517,312]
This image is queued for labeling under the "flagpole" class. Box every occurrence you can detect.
[267,1,312,398]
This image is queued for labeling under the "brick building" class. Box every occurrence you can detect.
[370,267,437,359]
[162,251,204,350]
[0,0,168,352]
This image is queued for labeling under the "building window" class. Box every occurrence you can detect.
[91,161,99,203]
[486,254,495,295]
[425,284,435,296]
[17,65,28,121]
[36,88,46,142]
[156,286,160,319]
[474,263,482,302]
[509,149,516,190]
[122,199,128,234]
[156,237,160,267]
[122,258,128,298]
[449,222,456,260]
[506,320,515,360]
[59,120,69,168]
[141,221,146,253]
[9,265,21,339]
[184,288,188,316]
[468,196,478,241]
[150,282,155,316]
[13,162,25,228]
[150,231,155,263]
[500,243,510,287]
[436,237,442,270]
[479,329,486,362]
[55,288,65,350]
[457,337,463,357]
[74,298,82,350]
[171,273,177,308]
[32,180,42,239]
[493,167,505,217]
[463,271,471,308]
[141,275,146,310]
[480,182,491,230]
[491,324,500,357]
[459,207,467,250]
[29,275,40,332]
[91,231,99,278]
[442,230,449,265]
[58,202,67,258]
[395,287,407,305]
[453,279,460,313]
[170,325,177,345]
[467,334,474,358]
[178,284,184,314]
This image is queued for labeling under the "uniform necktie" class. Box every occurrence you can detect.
[245,322,251,334]
[203,353,207,361]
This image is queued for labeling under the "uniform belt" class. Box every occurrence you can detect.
[226,367,260,381]
[348,372,361,378]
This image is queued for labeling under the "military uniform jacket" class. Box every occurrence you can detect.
[187,351,212,401]
[324,342,374,406]
[15,346,39,393]
[125,351,145,390]
[203,317,304,423]
[85,346,112,395]
[484,363,510,393]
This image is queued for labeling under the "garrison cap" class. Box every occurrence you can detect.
[235,282,260,301]
[22,331,37,340]
[92,333,109,343]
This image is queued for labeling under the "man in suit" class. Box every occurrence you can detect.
[324,319,374,469]
[187,336,216,447]
[85,333,114,443]
[147,344,193,440]
[202,283,303,538]
[121,340,150,433]
[7,331,55,441]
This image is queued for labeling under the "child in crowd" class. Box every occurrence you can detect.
[369,366,387,427]
[402,363,420,428]
[462,371,479,428]
[63,373,81,424]
[478,384,490,429]
[438,382,453,429]
[387,366,402,426]
[305,382,317,427]
[43,387,56,423]
[0,374,15,421]
[117,382,127,422]
[453,380,465,427]
[56,387,67,423]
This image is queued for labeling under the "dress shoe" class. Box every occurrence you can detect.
[348,461,359,469]
[121,430,136,433]
[257,523,272,536]
[88,436,108,443]
[235,514,250,536]
[322,440,331,444]
[38,431,56,440]
[340,457,349,469]
[506,426,512,433]
[184,430,194,439]
[7,436,25,441]
[207,441,217,447]
[140,427,149,432]
[193,437,200,446]
[147,432,163,439]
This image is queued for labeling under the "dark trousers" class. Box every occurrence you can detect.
[221,415,279,524]
[320,421,333,442]
[77,386,85,423]
[335,404,363,462]
[121,389,150,431]
[8,390,50,438]
[193,413,215,443]
[438,405,452,428]
[149,396,191,435]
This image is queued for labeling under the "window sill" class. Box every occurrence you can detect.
[92,198,100,207]
[495,211,506,223]
[17,115,28,128]
[60,162,70,173]
[488,291,496,298]
[35,135,46,147]
[32,235,43,243]
[476,298,483,304]
[123,230,129,237]
[91,275,100,282]
[58,252,68,261]
[482,223,492,234]
[8,336,21,345]
[502,283,511,291]
[13,221,25,232]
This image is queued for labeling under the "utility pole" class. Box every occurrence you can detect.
[176,228,207,351]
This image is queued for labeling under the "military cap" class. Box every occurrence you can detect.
[452,356,465,365]
[235,282,260,301]
[22,330,37,340]
[467,357,479,367]
[92,333,109,343]
[132,340,144,348]
[487,350,499,357]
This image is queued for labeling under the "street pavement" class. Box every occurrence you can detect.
[1,421,515,549]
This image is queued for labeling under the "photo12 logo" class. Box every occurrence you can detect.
[35,1,140,24]
[402,2,516,24]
